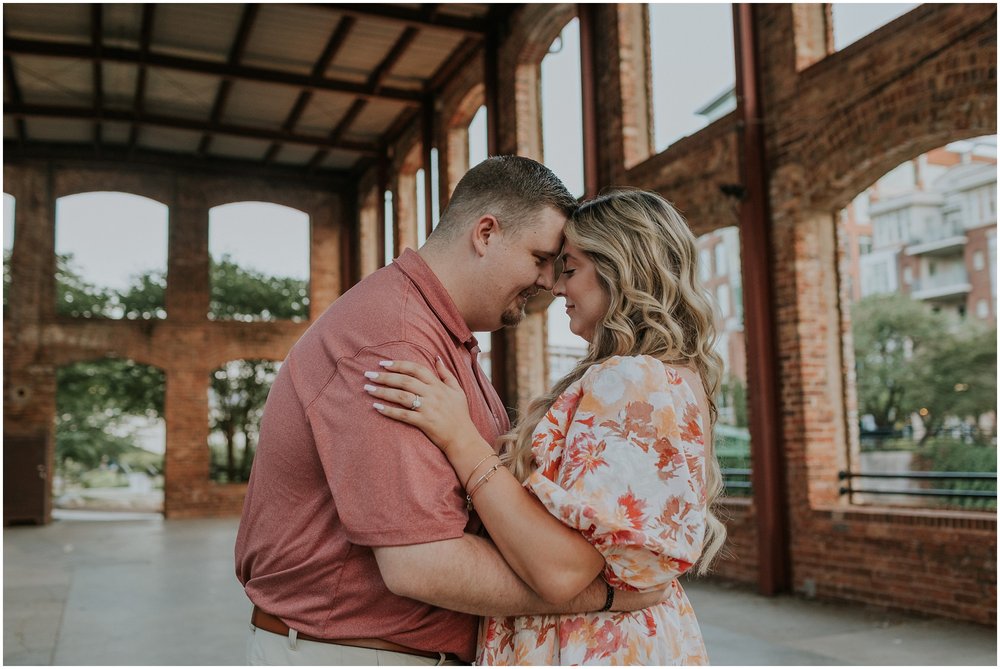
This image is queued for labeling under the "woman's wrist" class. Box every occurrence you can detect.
[447,429,498,482]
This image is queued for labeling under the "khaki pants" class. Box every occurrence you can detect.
[246,625,467,666]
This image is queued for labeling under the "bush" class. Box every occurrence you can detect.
[912,438,997,511]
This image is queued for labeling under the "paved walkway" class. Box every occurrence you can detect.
[4,514,996,665]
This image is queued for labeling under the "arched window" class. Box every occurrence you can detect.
[540,17,585,198]
[648,4,735,153]
[838,135,997,510]
[384,190,395,266]
[208,201,310,322]
[55,192,168,319]
[56,358,166,514]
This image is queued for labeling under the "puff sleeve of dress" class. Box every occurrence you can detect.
[524,355,708,592]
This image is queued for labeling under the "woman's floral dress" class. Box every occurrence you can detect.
[478,355,710,665]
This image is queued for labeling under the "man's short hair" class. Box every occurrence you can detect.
[430,156,577,241]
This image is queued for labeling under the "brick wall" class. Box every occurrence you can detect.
[4,160,347,520]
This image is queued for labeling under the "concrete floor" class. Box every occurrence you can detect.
[3,514,996,666]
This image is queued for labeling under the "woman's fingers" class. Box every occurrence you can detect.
[378,359,438,384]
[364,369,424,394]
[364,383,419,409]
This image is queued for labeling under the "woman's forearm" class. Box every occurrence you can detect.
[445,432,606,604]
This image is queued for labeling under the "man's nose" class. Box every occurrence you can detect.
[551,273,565,297]
[537,264,556,291]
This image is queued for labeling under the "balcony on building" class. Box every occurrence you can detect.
[910,267,972,302]
[904,217,968,256]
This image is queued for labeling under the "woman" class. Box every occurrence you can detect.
[365,190,726,665]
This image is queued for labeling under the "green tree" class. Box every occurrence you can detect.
[56,358,165,472]
[909,324,997,442]
[56,253,115,318]
[209,360,277,483]
[119,270,166,319]
[210,255,309,321]
[851,294,947,432]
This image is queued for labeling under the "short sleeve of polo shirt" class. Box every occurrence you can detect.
[307,342,470,547]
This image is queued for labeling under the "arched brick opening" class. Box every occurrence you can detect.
[208,201,312,323]
[53,355,167,515]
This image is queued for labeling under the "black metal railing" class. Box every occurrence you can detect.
[838,470,998,499]
[722,467,752,495]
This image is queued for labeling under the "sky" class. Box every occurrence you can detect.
[0,2,952,348]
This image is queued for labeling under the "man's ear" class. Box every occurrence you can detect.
[471,215,501,257]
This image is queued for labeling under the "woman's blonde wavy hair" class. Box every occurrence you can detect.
[498,189,727,574]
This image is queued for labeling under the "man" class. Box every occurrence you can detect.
[236,156,657,666]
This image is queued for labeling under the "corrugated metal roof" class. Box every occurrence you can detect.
[144,69,220,121]
[4,3,91,44]
[5,3,493,176]
[242,5,343,76]
[296,91,360,136]
[328,18,406,83]
[223,80,301,130]
[14,55,92,106]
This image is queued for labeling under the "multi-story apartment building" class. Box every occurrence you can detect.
[850,143,996,324]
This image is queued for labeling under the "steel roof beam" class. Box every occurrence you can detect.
[4,38,422,105]
[263,15,356,164]
[6,103,380,156]
[308,4,486,37]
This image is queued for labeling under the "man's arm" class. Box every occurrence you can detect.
[373,534,664,618]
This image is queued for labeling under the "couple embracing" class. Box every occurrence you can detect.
[235,156,726,666]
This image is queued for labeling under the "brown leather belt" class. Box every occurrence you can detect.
[251,606,452,661]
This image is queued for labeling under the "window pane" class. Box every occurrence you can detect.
[55,192,168,320]
[384,191,395,266]
[416,168,427,247]
[840,138,997,510]
[541,18,585,198]
[430,148,441,227]
[698,226,750,495]
[209,202,310,322]
[3,193,13,251]
[649,4,735,153]
[469,106,488,168]
[4,193,14,309]
[473,330,492,382]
